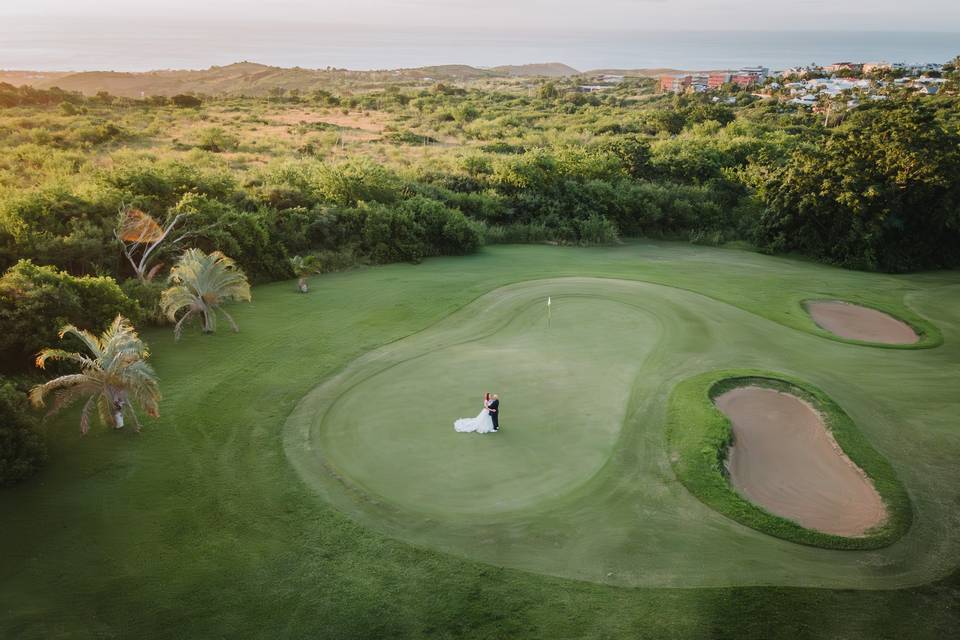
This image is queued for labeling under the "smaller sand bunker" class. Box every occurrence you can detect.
[806,300,918,345]
[715,386,887,537]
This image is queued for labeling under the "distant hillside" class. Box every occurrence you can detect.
[488,63,580,77]
[585,68,727,77]
[0,61,579,97]
[0,70,72,87]
[414,65,498,80]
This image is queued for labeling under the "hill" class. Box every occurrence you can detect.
[0,61,573,97]
[488,62,580,77]
[584,67,728,77]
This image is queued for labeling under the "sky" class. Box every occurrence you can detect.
[3,0,960,31]
[1,1,958,71]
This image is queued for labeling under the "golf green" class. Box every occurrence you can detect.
[4,242,960,638]
[285,274,951,588]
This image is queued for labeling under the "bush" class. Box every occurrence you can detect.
[171,94,202,108]
[0,378,47,487]
[575,214,619,245]
[484,222,553,244]
[121,278,168,325]
[0,260,140,372]
[195,127,240,152]
[0,185,118,275]
[395,196,483,256]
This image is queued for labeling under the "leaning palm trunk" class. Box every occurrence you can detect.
[161,249,251,340]
[30,316,160,434]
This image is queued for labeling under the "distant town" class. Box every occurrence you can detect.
[650,60,951,109]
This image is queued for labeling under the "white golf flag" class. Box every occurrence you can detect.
[547,297,551,307]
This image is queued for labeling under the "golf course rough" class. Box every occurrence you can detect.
[283,274,938,588]
[667,371,912,550]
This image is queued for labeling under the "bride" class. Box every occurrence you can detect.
[454,392,496,434]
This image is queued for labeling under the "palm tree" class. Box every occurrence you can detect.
[30,316,160,434]
[161,248,251,339]
[289,254,320,293]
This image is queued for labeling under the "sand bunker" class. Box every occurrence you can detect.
[714,386,887,536]
[806,300,918,344]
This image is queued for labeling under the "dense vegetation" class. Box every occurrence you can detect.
[0,68,957,481]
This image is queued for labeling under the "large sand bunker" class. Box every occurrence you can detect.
[806,300,918,344]
[715,386,887,537]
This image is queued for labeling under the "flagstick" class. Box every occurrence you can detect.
[547,296,552,329]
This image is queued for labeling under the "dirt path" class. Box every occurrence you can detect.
[807,300,918,344]
[715,386,887,537]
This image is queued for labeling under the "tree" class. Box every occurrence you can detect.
[748,100,960,271]
[0,260,139,372]
[29,316,160,434]
[0,379,47,485]
[289,254,320,293]
[601,136,653,179]
[115,207,189,283]
[160,249,252,339]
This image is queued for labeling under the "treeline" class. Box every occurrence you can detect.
[2,97,958,332]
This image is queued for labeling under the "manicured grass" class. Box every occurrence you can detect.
[667,371,912,549]
[2,242,960,638]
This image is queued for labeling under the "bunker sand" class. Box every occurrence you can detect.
[715,386,887,537]
[806,300,918,344]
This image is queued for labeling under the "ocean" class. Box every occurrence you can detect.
[0,18,957,72]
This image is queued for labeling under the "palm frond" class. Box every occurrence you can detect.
[162,248,251,337]
[32,315,160,433]
[56,324,103,359]
[29,374,94,408]
[80,396,97,435]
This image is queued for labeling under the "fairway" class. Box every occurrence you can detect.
[3,242,960,638]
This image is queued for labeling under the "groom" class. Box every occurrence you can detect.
[488,394,500,432]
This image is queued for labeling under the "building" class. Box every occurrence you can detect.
[727,65,769,88]
[708,72,731,89]
[737,66,769,81]
[862,62,892,74]
[824,62,863,74]
[659,74,691,93]
[691,75,710,92]
[731,74,759,88]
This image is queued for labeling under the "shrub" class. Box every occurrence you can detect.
[575,214,620,245]
[395,196,483,256]
[0,378,46,487]
[171,94,202,108]
[121,278,168,325]
[0,260,140,372]
[0,186,118,275]
[195,127,240,152]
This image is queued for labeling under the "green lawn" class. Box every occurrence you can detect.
[3,242,960,638]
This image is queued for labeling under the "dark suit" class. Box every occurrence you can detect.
[488,399,500,430]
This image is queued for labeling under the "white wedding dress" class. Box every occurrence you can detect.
[454,397,495,434]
